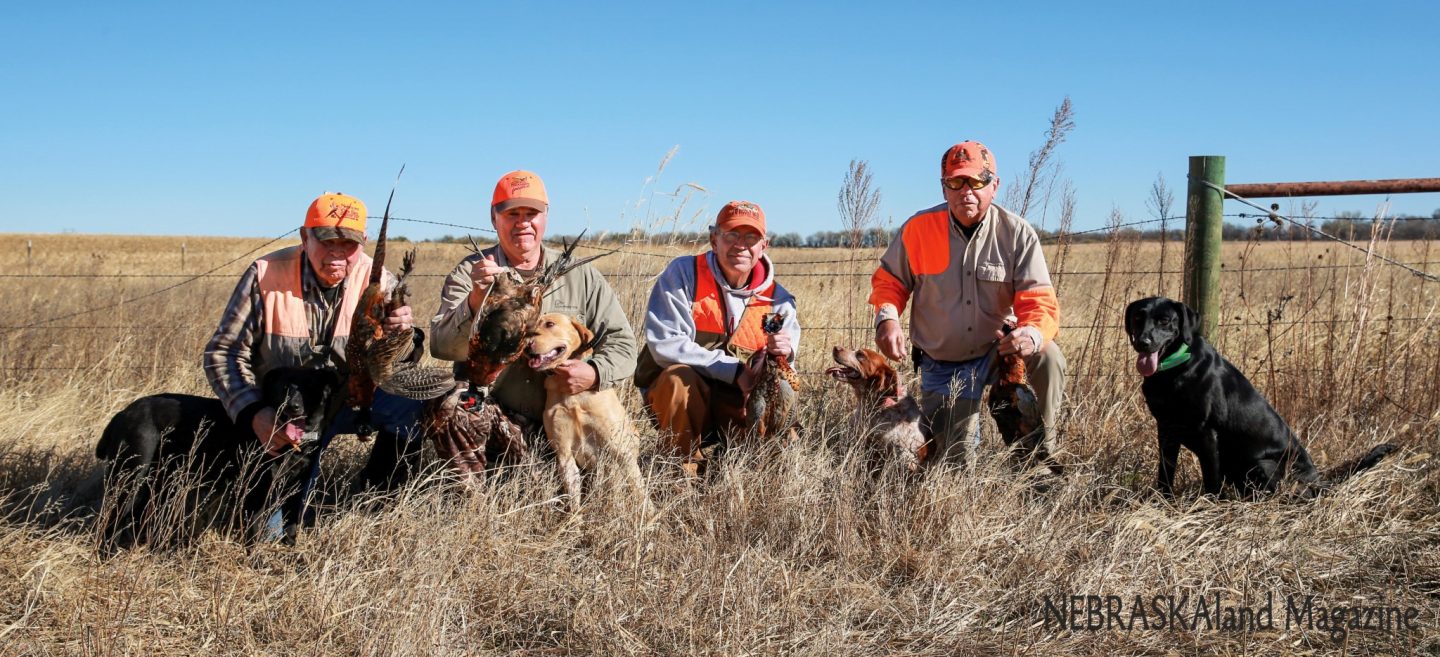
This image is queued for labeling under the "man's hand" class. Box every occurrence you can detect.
[996,328,1038,357]
[876,319,906,361]
[466,255,505,311]
[251,406,298,456]
[383,304,413,332]
[765,330,793,359]
[550,360,598,394]
[736,350,765,395]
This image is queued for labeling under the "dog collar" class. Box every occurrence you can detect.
[1157,343,1192,372]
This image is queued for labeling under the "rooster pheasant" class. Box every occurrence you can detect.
[464,233,602,395]
[422,381,528,482]
[344,167,456,435]
[986,322,1054,472]
[420,234,605,482]
[743,311,800,440]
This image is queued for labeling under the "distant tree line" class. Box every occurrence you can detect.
[1211,212,1440,242]
[423,210,1440,247]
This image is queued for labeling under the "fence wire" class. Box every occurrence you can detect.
[5,208,1438,338]
[1237,212,1439,222]
[3,316,1431,335]
[1201,180,1440,284]
[6,261,1437,281]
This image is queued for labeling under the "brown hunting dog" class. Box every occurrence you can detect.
[525,313,644,510]
[827,347,928,472]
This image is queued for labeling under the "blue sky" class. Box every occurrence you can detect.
[2,1,1437,240]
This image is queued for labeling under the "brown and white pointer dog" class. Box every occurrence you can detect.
[828,346,928,472]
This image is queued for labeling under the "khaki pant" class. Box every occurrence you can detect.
[921,341,1066,468]
[646,364,747,464]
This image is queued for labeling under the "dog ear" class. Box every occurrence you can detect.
[1124,298,1143,337]
[260,368,282,401]
[879,364,899,399]
[571,318,596,359]
[1176,299,1203,344]
[311,368,341,399]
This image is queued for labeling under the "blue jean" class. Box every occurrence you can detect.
[918,352,994,400]
[916,344,1067,467]
[917,353,992,457]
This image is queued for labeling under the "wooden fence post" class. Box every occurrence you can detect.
[1185,156,1224,338]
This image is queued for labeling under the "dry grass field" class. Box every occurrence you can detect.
[1,230,1437,656]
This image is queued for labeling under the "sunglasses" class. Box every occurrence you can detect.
[715,230,764,247]
[941,174,992,191]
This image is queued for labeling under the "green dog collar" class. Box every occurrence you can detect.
[1156,343,1192,372]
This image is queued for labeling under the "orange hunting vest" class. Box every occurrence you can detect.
[634,253,773,388]
[251,245,371,380]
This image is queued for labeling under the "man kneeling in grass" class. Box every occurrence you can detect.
[634,200,801,476]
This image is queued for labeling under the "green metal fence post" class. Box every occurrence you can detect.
[1184,156,1224,338]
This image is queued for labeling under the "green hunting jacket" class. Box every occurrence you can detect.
[429,245,637,423]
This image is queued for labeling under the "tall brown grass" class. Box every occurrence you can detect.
[0,230,1437,656]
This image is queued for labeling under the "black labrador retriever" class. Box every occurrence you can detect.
[1124,296,1396,498]
[95,367,343,550]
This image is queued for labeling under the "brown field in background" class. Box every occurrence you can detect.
[0,232,1437,655]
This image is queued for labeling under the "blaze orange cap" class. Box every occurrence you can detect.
[941,141,997,183]
[492,170,549,212]
[303,192,367,243]
[715,200,766,234]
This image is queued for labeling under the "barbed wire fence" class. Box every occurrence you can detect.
[2,212,1437,383]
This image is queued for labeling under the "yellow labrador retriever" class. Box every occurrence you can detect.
[525,313,644,510]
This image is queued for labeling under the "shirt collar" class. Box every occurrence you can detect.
[950,204,1003,242]
[299,255,343,291]
[706,252,775,298]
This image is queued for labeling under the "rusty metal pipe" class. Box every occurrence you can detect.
[1226,178,1440,198]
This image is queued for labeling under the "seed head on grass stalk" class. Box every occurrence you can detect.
[1146,172,1174,295]
[1003,95,1075,223]
[837,159,882,345]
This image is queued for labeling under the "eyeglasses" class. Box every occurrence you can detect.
[312,238,360,254]
[942,174,992,191]
[715,230,764,247]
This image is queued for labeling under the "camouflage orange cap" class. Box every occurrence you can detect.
[941,141,997,183]
[303,192,367,243]
[492,170,549,212]
[716,200,766,234]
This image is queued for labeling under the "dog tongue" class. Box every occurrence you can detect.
[1136,352,1160,377]
[284,422,305,442]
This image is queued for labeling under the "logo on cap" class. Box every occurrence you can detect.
[942,141,997,181]
[716,199,767,234]
[304,192,368,242]
[492,170,549,211]
[325,203,361,221]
